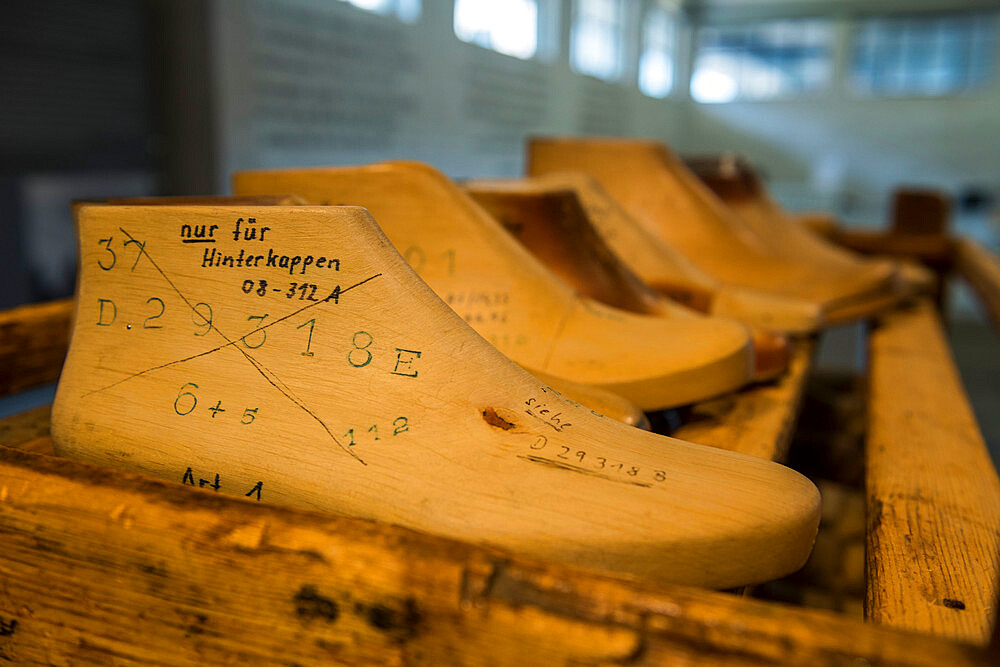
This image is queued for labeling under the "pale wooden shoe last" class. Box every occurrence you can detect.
[234,162,753,409]
[690,155,934,300]
[527,138,899,325]
[687,154,874,271]
[532,369,651,430]
[508,171,827,334]
[52,204,819,588]
[463,181,669,317]
[463,179,791,381]
[86,195,650,428]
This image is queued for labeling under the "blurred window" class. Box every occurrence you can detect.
[691,19,833,103]
[454,0,538,59]
[638,7,676,97]
[852,12,997,96]
[570,0,626,81]
[341,0,421,23]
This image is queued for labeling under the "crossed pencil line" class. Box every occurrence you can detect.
[84,227,382,465]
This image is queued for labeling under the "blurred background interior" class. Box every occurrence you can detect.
[2,0,998,455]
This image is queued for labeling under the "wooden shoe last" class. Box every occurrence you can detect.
[528,138,900,330]
[463,179,790,381]
[52,204,819,588]
[512,171,826,333]
[234,162,754,409]
[688,154,934,300]
[81,195,650,429]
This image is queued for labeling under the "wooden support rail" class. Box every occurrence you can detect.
[0,404,52,454]
[0,298,73,396]
[955,238,1000,333]
[866,299,1000,644]
[1,279,997,661]
[0,438,992,665]
[829,229,954,265]
[675,339,815,462]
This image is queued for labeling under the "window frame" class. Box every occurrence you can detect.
[637,5,677,98]
[569,0,629,82]
[339,0,421,24]
[452,0,541,61]
[689,17,836,104]
[848,10,998,100]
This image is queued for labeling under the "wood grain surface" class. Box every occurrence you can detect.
[675,338,815,462]
[234,163,755,409]
[955,238,1000,333]
[0,298,73,396]
[0,404,53,454]
[526,138,900,331]
[866,299,1000,644]
[0,442,992,666]
[463,177,793,382]
[50,204,819,589]
[831,229,954,265]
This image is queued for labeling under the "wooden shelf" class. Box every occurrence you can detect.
[867,300,1000,644]
[1,237,1000,661]
[0,428,991,665]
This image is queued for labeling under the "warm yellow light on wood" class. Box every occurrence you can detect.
[527,137,901,331]
[52,204,819,589]
[234,162,754,409]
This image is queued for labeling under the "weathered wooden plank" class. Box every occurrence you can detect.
[890,189,951,237]
[792,212,838,238]
[0,444,991,665]
[830,229,954,265]
[0,405,53,454]
[866,299,1000,645]
[674,338,815,462]
[0,298,73,396]
[955,238,1000,333]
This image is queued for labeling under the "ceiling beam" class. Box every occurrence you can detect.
[684,0,1000,23]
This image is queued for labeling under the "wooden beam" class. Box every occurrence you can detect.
[0,442,991,665]
[0,404,52,454]
[866,300,1000,644]
[693,1,993,24]
[675,338,815,462]
[955,239,1000,334]
[0,298,73,396]
[792,212,838,239]
[830,230,954,265]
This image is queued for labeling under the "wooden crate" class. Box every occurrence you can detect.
[1,236,999,664]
